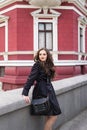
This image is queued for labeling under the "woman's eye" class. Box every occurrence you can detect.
[39,53,46,56]
[43,53,46,55]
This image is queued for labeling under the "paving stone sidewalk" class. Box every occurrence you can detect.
[57,109,87,130]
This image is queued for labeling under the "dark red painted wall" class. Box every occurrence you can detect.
[16,8,34,60]
[58,10,79,60]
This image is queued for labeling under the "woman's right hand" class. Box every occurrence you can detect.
[22,95,31,104]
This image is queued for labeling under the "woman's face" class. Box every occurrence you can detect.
[39,50,47,62]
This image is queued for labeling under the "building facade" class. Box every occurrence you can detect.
[0,0,87,90]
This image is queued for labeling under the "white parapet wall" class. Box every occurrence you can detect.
[0,74,87,130]
[0,82,2,91]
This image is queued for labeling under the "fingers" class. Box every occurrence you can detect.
[22,95,31,104]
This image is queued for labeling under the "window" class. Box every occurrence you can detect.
[78,26,85,60]
[78,16,86,60]
[31,8,61,61]
[79,27,84,52]
[38,23,53,50]
[0,67,5,77]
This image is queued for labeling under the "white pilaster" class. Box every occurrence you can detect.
[4,19,8,61]
[0,15,9,61]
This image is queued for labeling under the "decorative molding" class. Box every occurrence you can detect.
[0,0,87,15]
[31,8,61,18]
[74,0,86,6]
[0,50,87,65]
[0,23,5,27]
[68,0,87,15]
[29,0,61,8]
[53,6,84,16]
[78,16,87,25]
[0,4,85,17]
[0,5,37,15]
[0,60,87,66]
[0,0,23,8]
[0,15,9,23]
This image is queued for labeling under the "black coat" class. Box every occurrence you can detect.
[22,61,61,115]
[22,61,50,97]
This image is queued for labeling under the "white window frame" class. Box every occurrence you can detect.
[38,22,53,50]
[0,15,9,61]
[78,16,86,60]
[31,9,61,61]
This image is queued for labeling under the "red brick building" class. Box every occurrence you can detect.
[0,0,87,90]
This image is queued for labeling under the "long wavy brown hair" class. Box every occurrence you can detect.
[34,48,55,79]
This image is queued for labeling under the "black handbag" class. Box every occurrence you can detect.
[30,96,50,115]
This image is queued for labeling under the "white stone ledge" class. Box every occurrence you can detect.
[53,74,87,95]
[0,74,87,116]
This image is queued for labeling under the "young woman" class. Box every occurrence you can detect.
[22,48,61,130]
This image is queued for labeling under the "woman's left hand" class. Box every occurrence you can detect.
[22,95,31,104]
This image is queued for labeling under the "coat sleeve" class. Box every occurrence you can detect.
[22,62,40,96]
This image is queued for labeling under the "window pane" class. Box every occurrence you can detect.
[46,32,52,50]
[38,32,45,49]
[39,23,44,30]
[80,27,83,52]
[46,23,52,30]
[80,28,83,35]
